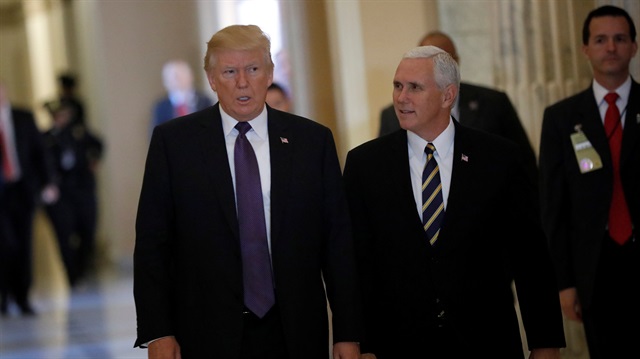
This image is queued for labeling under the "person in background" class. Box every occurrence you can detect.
[134,24,362,359]
[42,100,104,288]
[150,59,213,134]
[266,82,292,112]
[0,80,58,316]
[343,45,565,358]
[379,31,538,193]
[539,5,639,359]
[45,73,86,126]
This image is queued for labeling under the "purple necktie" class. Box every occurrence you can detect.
[234,122,275,317]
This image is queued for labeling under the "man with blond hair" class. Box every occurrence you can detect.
[134,25,362,359]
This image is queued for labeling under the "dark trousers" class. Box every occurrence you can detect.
[45,190,97,286]
[240,305,288,359]
[583,235,640,359]
[0,183,36,308]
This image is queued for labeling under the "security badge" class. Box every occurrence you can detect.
[570,124,602,174]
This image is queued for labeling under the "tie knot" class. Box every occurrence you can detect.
[425,143,436,155]
[604,92,619,105]
[235,122,252,136]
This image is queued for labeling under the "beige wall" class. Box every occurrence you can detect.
[359,1,438,139]
[1,0,638,278]
[85,1,213,262]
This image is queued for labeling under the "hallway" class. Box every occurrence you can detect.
[0,211,143,359]
[0,265,143,359]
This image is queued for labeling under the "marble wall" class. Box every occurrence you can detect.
[440,0,639,156]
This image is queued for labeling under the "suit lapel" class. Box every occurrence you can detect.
[437,121,473,253]
[384,131,432,252]
[389,131,424,226]
[265,109,293,244]
[576,89,613,170]
[621,80,640,168]
[194,105,239,239]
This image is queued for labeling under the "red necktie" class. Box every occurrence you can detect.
[604,92,632,245]
[176,103,189,117]
[0,120,16,181]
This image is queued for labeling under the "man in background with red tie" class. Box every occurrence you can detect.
[539,5,639,359]
[0,80,57,316]
[149,59,213,136]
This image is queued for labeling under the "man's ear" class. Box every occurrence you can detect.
[442,84,458,109]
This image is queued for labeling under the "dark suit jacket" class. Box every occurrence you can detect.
[134,104,362,358]
[2,107,52,206]
[150,91,213,132]
[539,79,640,308]
[379,82,539,193]
[343,121,565,358]
[1,107,53,298]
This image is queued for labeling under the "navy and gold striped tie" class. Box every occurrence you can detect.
[422,143,445,245]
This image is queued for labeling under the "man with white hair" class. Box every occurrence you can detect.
[343,46,565,358]
[150,60,213,135]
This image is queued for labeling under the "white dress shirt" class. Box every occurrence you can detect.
[407,118,455,220]
[221,105,272,253]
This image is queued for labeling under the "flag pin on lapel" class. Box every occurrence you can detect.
[280,137,289,144]
[461,154,468,162]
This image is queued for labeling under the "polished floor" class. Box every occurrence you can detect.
[0,213,590,359]
[1,212,144,359]
[0,265,144,359]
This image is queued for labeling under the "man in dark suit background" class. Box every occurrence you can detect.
[0,81,57,316]
[44,73,87,126]
[150,59,213,136]
[344,46,564,358]
[134,25,362,359]
[379,31,538,191]
[539,5,639,359]
[42,100,104,288]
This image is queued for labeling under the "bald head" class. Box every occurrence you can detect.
[418,31,459,63]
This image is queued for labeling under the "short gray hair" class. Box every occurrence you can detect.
[403,45,460,92]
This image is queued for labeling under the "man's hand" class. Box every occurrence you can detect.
[148,336,181,359]
[41,184,59,204]
[333,342,360,359]
[559,287,582,322]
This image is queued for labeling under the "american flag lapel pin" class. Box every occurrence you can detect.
[280,137,289,144]
[461,153,468,162]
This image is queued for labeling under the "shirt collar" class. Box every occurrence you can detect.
[168,89,196,106]
[592,76,631,105]
[220,104,269,140]
[407,117,455,159]
[0,105,10,128]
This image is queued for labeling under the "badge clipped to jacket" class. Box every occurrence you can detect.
[570,124,603,174]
